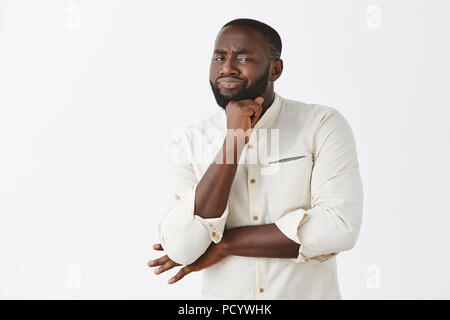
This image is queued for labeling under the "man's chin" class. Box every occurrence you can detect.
[219,88,245,99]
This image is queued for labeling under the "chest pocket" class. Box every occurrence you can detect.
[259,154,313,220]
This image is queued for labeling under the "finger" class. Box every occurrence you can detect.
[251,112,259,127]
[168,266,192,284]
[251,115,257,128]
[147,255,170,267]
[254,96,264,105]
[153,243,163,251]
[154,260,180,275]
[251,105,262,127]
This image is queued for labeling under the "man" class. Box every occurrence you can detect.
[148,18,363,299]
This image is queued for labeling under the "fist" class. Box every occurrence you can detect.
[225,97,264,134]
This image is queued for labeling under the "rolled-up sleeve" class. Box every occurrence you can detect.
[157,129,228,265]
[275,108,363,263]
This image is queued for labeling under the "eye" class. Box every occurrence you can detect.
[213,56,224,61]
[238,57,253,62]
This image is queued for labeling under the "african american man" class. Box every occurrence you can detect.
[148,18,363,300]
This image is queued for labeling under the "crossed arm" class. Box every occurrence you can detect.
[148,223,300,284]
[152,110,363,284]
[151,131,301,284]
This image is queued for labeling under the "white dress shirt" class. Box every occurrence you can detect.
[157,92,363,299]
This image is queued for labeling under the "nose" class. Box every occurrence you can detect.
[220,57,239,77]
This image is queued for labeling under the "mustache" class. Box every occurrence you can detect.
[215,76,247,86]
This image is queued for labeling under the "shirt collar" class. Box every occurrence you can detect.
[254,92,282,130]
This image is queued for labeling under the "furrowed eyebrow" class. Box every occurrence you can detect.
[213,49,253,55]
[235,49,252,54]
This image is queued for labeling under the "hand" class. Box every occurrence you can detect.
[147,241,228,284]
[224,97,264,148]
[225,97,264,142]
[147,243,181,276]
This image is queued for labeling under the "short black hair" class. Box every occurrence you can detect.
[221,18,282,61]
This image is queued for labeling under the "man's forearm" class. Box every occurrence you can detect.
[221,223,300,259]
[194,135,244,219]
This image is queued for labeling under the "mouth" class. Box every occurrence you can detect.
[217,77,246,90]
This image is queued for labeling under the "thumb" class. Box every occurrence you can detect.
[254,96,264,105]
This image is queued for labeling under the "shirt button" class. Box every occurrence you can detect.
[249,179,256,184]
[175,194,180,200]
[259,288,264,293]
[252,216,258,221]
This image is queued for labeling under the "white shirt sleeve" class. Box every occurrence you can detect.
[157,129,228,265]
[274,108,363,263]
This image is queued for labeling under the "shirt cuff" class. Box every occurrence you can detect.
[195,209,228,243]
[274,208,310,244]
[296,249,339,264]
[158,182,229,264]
[193,183,229,243]
[275,208,335,264]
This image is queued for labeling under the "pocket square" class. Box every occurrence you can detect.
[268,155,306,164]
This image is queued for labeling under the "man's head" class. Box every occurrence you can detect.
[209,18,283,109]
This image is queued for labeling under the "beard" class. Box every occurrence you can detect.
[209,67,271,109]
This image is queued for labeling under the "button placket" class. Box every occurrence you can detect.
[255,260,267,298]
[246,135,261,224]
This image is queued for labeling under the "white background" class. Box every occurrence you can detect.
[1,0,449,299]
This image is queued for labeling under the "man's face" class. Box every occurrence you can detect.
[209,25,271,109]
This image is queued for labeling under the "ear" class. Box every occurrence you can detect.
[270,59,283,81]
